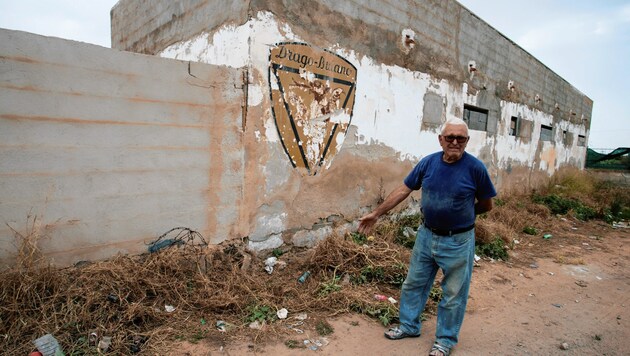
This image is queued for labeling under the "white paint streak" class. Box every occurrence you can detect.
[247,84,263,106]
[263,114,279,143]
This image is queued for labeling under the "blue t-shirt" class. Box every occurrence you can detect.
[404,151,497,230]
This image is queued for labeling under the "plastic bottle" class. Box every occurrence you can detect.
[298,271,311,283]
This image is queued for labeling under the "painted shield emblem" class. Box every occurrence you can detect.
[269,42,357,176]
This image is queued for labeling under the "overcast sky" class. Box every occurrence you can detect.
[0,0,628,149]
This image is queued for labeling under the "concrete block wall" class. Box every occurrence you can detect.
[0,29,245,267]
[111,0,250,56]
[111,0,592,172]
[109,0,593,254]
[0,0,595,266]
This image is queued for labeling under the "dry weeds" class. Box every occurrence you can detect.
[0,231,413,355]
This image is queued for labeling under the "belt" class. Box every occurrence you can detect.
[424,223,475,236]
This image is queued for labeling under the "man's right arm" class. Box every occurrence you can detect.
[358,184,413,234]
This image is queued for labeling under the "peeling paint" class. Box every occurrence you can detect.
[247,84,263,106]
[248,233,283,252]
[249,207,287,242]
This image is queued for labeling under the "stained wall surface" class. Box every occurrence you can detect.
[0,29,245,267]
[110,0,593,252]
[0,0,594,266]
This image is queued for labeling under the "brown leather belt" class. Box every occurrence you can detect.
[424,223,475,236]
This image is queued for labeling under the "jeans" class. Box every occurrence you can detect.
[398,225,475,348]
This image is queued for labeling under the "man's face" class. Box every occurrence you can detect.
[438,123,469,162]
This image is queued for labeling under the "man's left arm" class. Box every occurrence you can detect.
[475,198,493,215]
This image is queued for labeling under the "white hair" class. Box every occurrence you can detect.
[440,118,469,135]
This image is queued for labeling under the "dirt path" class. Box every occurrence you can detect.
[174,220,629,355]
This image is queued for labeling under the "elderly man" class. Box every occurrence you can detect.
[358,118,496,356]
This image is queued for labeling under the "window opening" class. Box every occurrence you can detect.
[540,124,553,141]
[578,135,586,147]
[509,116,519,136]
[463,104,489,131]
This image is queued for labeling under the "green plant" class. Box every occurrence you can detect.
[429,285,442,303]
[358,265,385,283]
[522,226,537,235]
[318,275,342,297]
[316,320,334,336]
[351,302,398,326]
[373,304,398,326]
[395,228,416,249]
[604,199,630,223]
[532,194,597,221]
[475,237,509,260]
[246,304,276,323]
[387,263,407,287]
[350,232,367,245]
[272,248,284,258]
[393,214,421,249]
[350,263,406,287]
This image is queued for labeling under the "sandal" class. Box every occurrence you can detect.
[429,342,451,356]
[384,326,420,340]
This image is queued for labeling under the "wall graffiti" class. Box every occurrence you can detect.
[269,42,357,176]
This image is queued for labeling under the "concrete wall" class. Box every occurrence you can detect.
[110,0,593,252]
[0,0,595,266]
[0,29,245,267]
[111,0,592,175]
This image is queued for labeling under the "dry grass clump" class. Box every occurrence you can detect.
[476,193,551,245]
[475,219,515,245]
[5,212,47,270]
[542,168,598,200]
[540,168,630,215]
[552,251,585,265]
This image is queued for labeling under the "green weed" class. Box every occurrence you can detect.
[246,304,276,323]
[532,194,597,221]
[318,275,342,297]
[350,232,368,245]
[475,237,509,260]
[316,320,334,336]
[351,302,398,326]
[350,263,406,287]
[429,285,442,303]
[394,214,421,249]
[604,199,630,223]
[388,263,407,287]
[522,226,538,235]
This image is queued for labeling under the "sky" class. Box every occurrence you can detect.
[0,0,628,149]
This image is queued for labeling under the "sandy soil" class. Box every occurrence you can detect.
[173,217,629,355]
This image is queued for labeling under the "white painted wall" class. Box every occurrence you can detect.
[160,10,587,175]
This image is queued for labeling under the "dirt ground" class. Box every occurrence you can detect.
[172,217,629,355]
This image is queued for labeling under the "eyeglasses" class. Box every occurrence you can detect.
[442,135,469,144]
